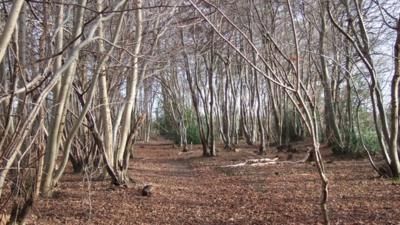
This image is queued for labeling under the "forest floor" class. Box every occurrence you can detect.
[28,140,400,225]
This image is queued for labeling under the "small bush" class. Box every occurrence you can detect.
[332,130,379,158]
[281,110,305,143]
[186,120,201,145]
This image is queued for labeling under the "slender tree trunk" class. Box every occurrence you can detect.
[207,47,216,156]
[0,0,25,64]
[97,0,115,170]
[256,77,266,154]
[319,2,343,151]
[389,18,400,178]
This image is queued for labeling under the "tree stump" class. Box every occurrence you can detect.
[302,147,314,163]
[141,185,153,197]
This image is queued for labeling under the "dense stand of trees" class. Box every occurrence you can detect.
[0,0,399,224]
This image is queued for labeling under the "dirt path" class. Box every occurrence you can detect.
[31,142,400,225]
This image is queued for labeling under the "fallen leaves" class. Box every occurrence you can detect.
[25,141,400,225]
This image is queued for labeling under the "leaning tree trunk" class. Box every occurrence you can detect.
[0,0,25,64]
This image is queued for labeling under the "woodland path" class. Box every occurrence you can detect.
[31,141,400,225]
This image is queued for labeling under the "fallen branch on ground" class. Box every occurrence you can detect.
[220,148,315,168]
[221,157,279,167]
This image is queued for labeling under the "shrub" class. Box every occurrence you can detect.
[156,108,201,145]
[186,119,201,145]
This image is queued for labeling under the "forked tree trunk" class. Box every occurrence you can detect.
[42,0,87,196]
[328,1,399,178]
[53,6,126,184]
[114,0,143,185]
[0,0,124,198]
[180,30,210,156]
